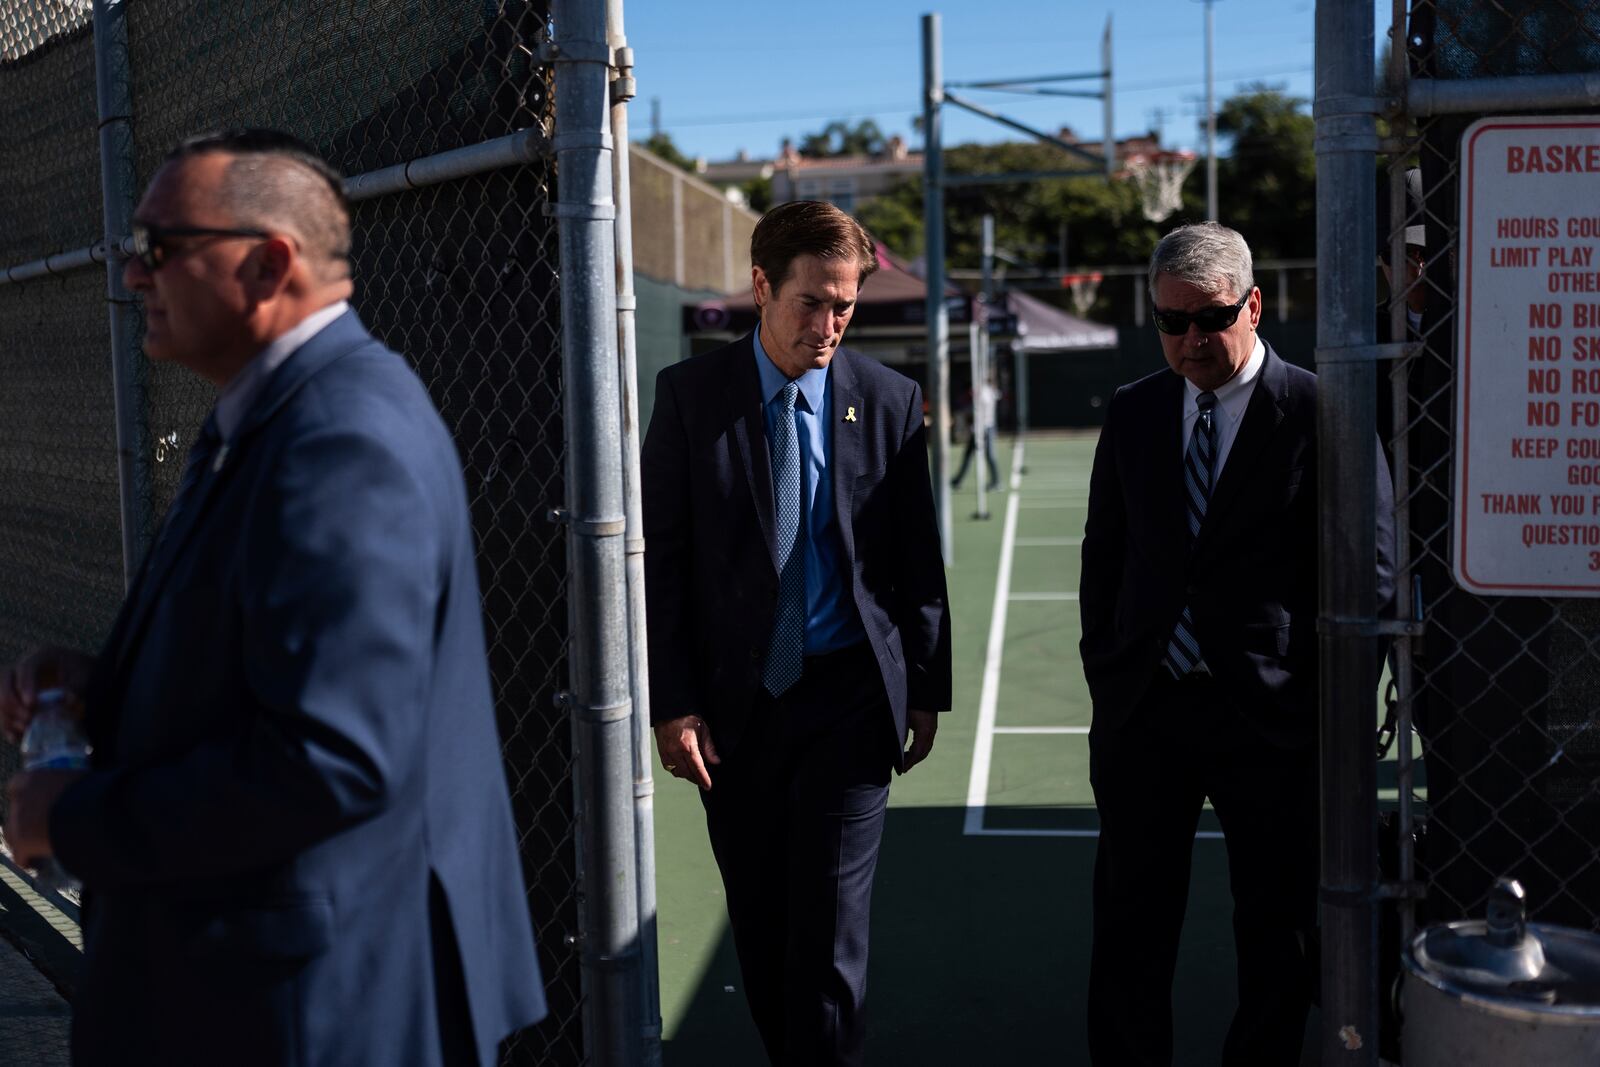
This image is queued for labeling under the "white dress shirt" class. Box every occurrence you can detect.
[215,300,350,441]
[1180,336,1266,475]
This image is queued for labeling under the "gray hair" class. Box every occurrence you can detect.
[1147,222,1254,302]
[221,154,351,283]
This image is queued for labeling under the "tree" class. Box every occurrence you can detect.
[1213,84,1316,259]
[848,85,1318,316]
[798,119,888,158]
[857,139,1155,274]
[739,175,774,213]
[639,132,696,173]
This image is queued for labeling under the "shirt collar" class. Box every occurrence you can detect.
[1184,335,1265,411]
[214,301,350,440]
[752,325,828,413]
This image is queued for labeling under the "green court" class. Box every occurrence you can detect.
[652,432,1317,1065]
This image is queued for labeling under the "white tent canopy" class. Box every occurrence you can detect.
[1006,289,1117,352]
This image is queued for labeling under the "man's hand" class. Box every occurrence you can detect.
[4,769,84,868]
[1,647,93,745]
[654,715,720,791]
[899,709,939,774]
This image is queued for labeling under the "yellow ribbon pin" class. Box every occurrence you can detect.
[845,406,857,422]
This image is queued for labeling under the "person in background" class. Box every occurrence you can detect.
[951,373,1001,492]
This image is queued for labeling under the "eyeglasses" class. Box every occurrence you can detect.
[1151,292,1250,335]
[129,222,271,271]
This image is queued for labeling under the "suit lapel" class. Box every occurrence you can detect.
[110,435,231,676]
[107,309,376,679]
[1148,372,1188,564]
[1195,345,1288,553]
[829,351,862,563]
[726,335,780,573]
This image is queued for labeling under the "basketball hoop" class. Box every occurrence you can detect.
[1060,272,1104,318]
[1123,151,1198,223]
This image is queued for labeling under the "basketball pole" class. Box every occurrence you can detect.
[922,13,954,564]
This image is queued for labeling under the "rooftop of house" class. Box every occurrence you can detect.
[695,128,1168,185]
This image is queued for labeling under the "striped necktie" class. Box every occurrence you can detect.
[762,381,806,696]
[1163,390,1218,678]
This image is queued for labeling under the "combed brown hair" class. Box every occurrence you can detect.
[750,200,878,293]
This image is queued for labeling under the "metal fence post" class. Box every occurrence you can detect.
[1314,0,1381,1061]
[604,0,662,1061]
[91,0,150,586]
[922,12,952,563]
[551,0,643,1061]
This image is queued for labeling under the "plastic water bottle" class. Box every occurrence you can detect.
[18,687,89,894]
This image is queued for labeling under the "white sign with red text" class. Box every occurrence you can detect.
[1454,115,1600,596]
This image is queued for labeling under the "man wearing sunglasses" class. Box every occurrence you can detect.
[1079,222,1394,1065]
[1,130,545,1065]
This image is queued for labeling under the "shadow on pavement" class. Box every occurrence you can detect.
[662,805,1316,1065]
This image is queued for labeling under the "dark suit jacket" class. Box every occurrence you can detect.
[53,311,546,1066]
[642,335,951,762]
[1079,344,1395,748]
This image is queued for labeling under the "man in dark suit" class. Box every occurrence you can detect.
[642,200,951,1066]
[1079,222,1394,1065]
[2,130,544,1065]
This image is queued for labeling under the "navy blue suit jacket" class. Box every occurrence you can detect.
[53,311,545,1065]
[642,336,951,761]
[1079,345,1396,747]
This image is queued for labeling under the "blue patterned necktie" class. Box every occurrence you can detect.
[762,381,806,696]
[1163,390,1218,678]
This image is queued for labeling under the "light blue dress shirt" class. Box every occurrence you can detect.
[753,328,865,655]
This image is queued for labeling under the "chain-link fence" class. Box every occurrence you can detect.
[0,2,602,1062]
[1386,0,1600,929]
[1363,6,1600,1049]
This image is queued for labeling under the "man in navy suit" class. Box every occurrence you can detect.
[2,130,544,1065]
[642,200,951,1065]
[1079,223,1394,1065]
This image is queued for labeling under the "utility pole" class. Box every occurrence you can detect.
[1102,16,1114,178]
[1199,0,1220,220]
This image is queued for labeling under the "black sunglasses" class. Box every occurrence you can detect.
[129,222,271,271]
[1152,292,1250,335]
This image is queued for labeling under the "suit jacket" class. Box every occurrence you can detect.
[1078,344,1395,748]
[52,311,546,1066]
[641,335,951,762]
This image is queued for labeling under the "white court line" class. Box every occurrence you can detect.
[964,439,1024,835]
[994,725,1090,734]
[964,439,1225,843]
[1015,536,1082,547]
[1009,592,1078,601]
[968,827,1226,840]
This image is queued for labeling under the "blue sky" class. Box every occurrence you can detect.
[622,0,1391,162]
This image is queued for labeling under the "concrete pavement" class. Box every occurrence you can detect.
[0,859,74,1065]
